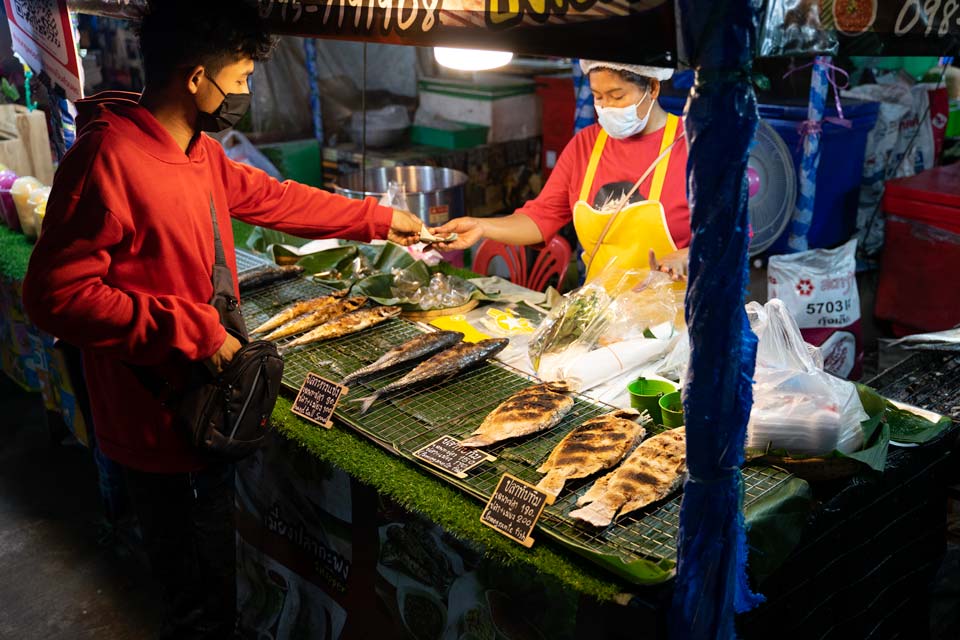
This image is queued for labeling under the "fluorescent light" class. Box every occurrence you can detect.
[434,47,513,71]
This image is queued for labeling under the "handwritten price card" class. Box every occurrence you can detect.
[480,474,554,548]
[291,373,347,429]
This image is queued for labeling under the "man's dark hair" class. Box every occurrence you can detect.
[137,0,276,88]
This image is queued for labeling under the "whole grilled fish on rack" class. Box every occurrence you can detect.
[354,338,509,415]
[535,409,645,497]
[250,290,348,335]
[569,427,686,527]
[237,264,305,293]
[459,381,575,448]
[282,306,402,351]
[262,297,367,341]
[341,330,464,387]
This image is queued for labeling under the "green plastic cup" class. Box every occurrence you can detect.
[659,390,684,427]
[627,378,676,424]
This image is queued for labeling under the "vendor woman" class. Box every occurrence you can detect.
[435,60,690,280]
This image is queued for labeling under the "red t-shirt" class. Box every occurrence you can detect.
[518,121,691,249]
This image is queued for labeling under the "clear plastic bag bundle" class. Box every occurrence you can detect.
[529,267,684,388]
[746,299,867,455]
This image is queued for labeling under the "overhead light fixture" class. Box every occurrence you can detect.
[434,47,513,71]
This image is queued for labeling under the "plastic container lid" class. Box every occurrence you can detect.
[884,163,960,210]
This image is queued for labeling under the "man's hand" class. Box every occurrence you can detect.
[206,333,242,374]
[431,217,485,251]
[387,209,423,246]
[648,248,689,281]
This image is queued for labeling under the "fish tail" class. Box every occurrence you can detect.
[352,393,380,415]
[569,501,617,527]
[535,472,566,497]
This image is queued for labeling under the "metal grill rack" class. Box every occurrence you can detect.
[868,350,960,421]
[235,248,274,275]
[241,277,797,584]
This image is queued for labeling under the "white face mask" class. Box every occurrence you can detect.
[595,92,654,139]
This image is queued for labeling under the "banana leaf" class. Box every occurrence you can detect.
[245,227,311,254]
[351,261,495,311]
[884,404,953,445]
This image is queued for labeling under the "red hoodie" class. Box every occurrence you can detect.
[23,93,394,473]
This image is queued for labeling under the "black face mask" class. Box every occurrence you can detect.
[197,76,251,133]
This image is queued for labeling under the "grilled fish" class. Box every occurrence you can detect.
[282,306,402,351]
[459,381,575,448]
[262,297,367,341]
[237,264,304,293]
[355,338,509,415]
[250,290,347,335]
[535,409,645,497]
[341,330,464,386]
[569,427,686,527]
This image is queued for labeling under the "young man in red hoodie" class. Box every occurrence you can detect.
[22,1,422,637]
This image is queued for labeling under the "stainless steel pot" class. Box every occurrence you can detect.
[333,165,468,225]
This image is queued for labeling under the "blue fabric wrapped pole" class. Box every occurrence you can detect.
[787,56,830,252]
[303,38,324,145]
[670,0,764,637]
[572,59,596,134]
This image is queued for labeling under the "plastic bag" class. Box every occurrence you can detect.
[378,181,410,211]
[746,299,868,456]
[390,270,471,310]
[767,238,862,379]
[844,81,937,255]
[529,268,683,384]
[220,131,283,181]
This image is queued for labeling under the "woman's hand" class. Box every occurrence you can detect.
[430,217,485,251]
[387,209,423,246]
[648,248,689,281]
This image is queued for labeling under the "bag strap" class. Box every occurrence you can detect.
[209,194,229,272]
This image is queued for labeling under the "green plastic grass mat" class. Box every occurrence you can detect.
[244,276,804,590]
[0,224,33,281]
[270,395,627,602]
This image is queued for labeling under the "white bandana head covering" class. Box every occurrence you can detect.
[579,59,674,81]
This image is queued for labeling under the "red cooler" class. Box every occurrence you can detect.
[876,164,960,335]
[535,75,575,180]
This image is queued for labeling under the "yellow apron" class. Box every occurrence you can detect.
[573,113,681,282]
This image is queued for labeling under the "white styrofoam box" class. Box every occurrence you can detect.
[418,75,542,144]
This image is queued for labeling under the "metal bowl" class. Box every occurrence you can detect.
[334,165,469,225]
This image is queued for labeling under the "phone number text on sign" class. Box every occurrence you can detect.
[895,0,960,37]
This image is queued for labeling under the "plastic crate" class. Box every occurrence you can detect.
[256,139,323,187]
[410,122,489,149]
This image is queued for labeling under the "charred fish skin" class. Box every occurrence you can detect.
[251,294,343,335]
[569,427,686,527]
[341,331,465,386]
[283,306,402,351]
[459,381,575,448]
[238,264,304,293]
[262,297,367,341]
[535,409,644,497]
[356,338,510,415]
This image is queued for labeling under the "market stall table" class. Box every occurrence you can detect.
[232,264,955,638]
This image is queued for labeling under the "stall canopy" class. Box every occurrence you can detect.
[69,0,960,59]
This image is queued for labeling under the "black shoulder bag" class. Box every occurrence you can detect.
[134,197,284,460]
